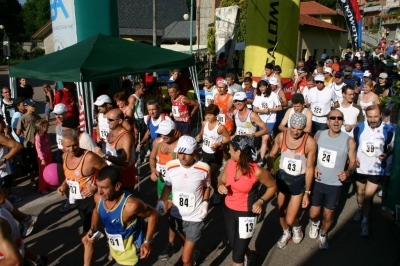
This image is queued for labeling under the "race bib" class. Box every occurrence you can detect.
[56,134,63,149]
[237,127,249,135]
[361,140,379,157]
[317,148,338,169]
[172,106,180,117]
[173,191,195,214]
[106,231,125,252]
[203,136,215,148]
[312,104,324,116]
[261,102,269,109]
[156,163,166,179]
[247,104,252,109]
[217,114,226,125]
[205,95,214,107]
[99,127,109,139]
[282,157,302,175]
[67,180,82,200]
[239,217,256,239]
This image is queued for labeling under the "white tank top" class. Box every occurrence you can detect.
[0,207,25,260]
[0,142,11,178]
[98,113,109,142]
[235,110,257,135]
[202,122,223,154]
[359,93,375,116]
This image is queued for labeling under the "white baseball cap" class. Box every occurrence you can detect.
[363,70,372,77]
[155,120,176,135]
[174,136,197,154]
[314,74,325,82]
[324,67,333,75]
[269,77,278,85]
[52,103,67,114]
[233,92,247,101]
[94,94,112,106]
[379,72,388,79]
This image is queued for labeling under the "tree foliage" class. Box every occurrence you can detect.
[207,26,216,56]
[22,0,50,40]
[0,0,24,41]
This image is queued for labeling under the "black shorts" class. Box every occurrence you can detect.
[276,170,305,196]
[0,174,14,189]
[312,121,328,135]
[202,150,223,165]
[311,182,341,210]
[23,146,38,173]
[175,121,192,135]
[75,197,95,232]
[354,173,382,185]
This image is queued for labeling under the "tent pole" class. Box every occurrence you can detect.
[88,82,94,137]
[84,82,92,135]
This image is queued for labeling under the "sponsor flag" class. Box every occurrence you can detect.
[338,0,362,51]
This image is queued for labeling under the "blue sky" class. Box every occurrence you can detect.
[19,0,26,5]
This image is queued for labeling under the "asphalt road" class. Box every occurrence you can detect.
[1,68,399,266]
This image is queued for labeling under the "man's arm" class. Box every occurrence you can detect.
[103,134,133,167]
[303,137,317,208]
[0,135,23,162]
[305,109,313,133]
[266,132,282,173]
[149,137,162,182]
[278,109,291,132]
[82,194,102,266]
[0,218,24,266]
[279,90,288,107]
[128,95,136,110]
[250,112,269,137]
[182,97,200,117]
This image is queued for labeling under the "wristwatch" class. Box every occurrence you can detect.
[144,238,153,244]
[1,157,7,163]
[258,198,266,204]
[304,190,311,195]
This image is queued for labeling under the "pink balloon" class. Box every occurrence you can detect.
[43,163,60,186]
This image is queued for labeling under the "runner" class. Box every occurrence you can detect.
[94,94,114,150]
[218,135,277,265]
[308,109,356,249]
[82,166,157,266]
[306,74,339,134]
[168,83,200,136]
[252,79,282,165]
[57,129,107,234]
[278,94,312,133]
[267,113,317,249]
[232,92,268,144]
[149,120,179,260]
[156,136,210,266]
[352,105,394,236]
[195,104,230,205]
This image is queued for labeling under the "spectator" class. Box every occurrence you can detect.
[53,82,78,118]
[42,84,54,122]
[34,119,52,194]
[1,87,15,136]
[17,78,34,99]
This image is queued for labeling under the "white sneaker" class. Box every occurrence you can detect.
[318,234,329,249]
[292,226,303,244]
[309,221,320,239]
[277,231,292,249]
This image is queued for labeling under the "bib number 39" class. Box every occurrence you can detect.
[239,217,256,239]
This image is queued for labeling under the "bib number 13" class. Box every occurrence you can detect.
[239,217,256,239]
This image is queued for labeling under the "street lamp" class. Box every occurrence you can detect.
[183,0,193,54]
[0,25,10,68]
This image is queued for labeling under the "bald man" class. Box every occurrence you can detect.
[95,109,136,191]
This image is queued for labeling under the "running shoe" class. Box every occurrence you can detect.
[361,222,369,237]
[309,221,320,239]
[292,226,303,244]
[36,254,49,266]
[212,193,222,205]
[58,199,72,213]
[277,231,292,249]
[192,250,200,262]
[7,195,22,203]
[244,250,258,266]
[378,187,388,198]
[353,209,363,222]
[158,243,175,260]
[21,214,38,237]
[318,235,329,249]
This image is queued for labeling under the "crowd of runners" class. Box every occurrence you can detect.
[0,46,397,266]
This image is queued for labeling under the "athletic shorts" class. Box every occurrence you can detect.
[276,169,305,196]
[169,216,204,242]
[202,150,223,165]
[259,122,275,136]
[354,173,382,185]
[75,197,95,232]
[175,121,192,135]
[312,121,328,135]
[311,182,341,210]
[0,174,13,189]
[157,176,173,200]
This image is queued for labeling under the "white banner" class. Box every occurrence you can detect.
[50,0,77,51]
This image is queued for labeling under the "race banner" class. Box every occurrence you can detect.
[338,0,362,51]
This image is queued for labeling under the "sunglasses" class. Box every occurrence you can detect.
[234,100,245,103]
[315,81,324,84]
[107,118,119,122]
[328,116,344,121]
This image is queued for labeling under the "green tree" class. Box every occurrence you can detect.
[207,26,216,56]
[0,0,24,41]
[22,0,50,40]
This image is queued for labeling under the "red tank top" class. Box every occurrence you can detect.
[171,95,191,122]
[215,94,234,132]
[225,160,259,212]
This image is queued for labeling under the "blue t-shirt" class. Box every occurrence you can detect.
[352,69,365,89]
[11,111,24,143]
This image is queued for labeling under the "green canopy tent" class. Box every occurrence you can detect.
[9,34,200,134]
